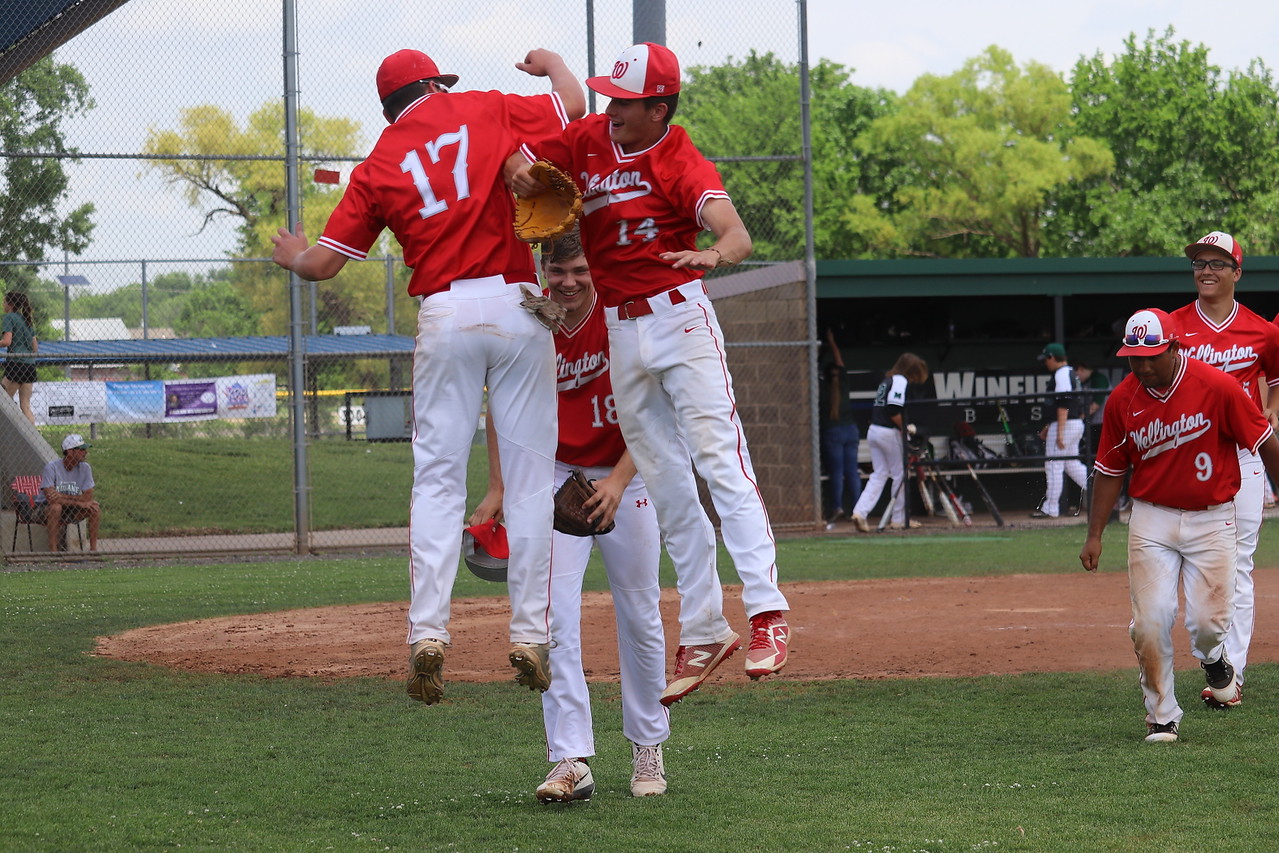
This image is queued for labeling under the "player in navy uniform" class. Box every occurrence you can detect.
[1031,343,1089,519]
[851,353,930,531]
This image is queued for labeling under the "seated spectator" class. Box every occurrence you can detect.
[36,433,100,552]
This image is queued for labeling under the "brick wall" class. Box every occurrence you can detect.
[702,262,817,528]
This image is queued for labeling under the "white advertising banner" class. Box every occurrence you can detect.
[32,374,278,426]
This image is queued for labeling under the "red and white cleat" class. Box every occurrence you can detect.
[659,633,741,706]
[745,610,789,679]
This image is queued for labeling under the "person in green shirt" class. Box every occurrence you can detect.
[0,291,38,425]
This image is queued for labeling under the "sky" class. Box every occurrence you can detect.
[806,0,1279,94]
[38,0,1279,284]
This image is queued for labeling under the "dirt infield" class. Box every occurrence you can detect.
[94,569,1279,683]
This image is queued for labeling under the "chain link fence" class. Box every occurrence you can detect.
[0,1,815,557]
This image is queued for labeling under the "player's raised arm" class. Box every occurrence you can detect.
[515,49,586,120]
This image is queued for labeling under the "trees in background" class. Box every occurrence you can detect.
[1048,27,1279,256]
[677,30,1279,260]
[0,57,96,292]
[841,46,1113,258]
[678,52,897,260]
[143,101,419,347]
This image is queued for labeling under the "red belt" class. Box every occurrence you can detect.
[616,283,705,321]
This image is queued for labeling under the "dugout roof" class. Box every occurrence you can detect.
[0,0,129,84]
[31,333,414,366]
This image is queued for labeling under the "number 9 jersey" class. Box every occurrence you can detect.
[1094,354,1274,509]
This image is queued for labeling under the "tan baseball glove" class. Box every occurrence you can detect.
[553,469,616,537]
[513,161,582,242]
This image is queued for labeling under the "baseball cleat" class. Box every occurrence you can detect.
[1144,721,1179,743]
[745,610,789,679]
[1201,656,1236,705]
[630,743,667,797]
[509,642,553,692]
[537,758,595,803]
[851,513,870,533]
[407,638,447,705]
[660,632,741,706]
[1201,684,1243,709]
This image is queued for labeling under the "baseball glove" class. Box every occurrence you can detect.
[519,284,567,332]
[513,161,582,242]
[553,469,615,537]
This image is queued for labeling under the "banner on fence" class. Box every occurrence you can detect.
[33,374,278,425]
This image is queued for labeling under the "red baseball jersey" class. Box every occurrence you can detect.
[319,91,569,297]
[1094,354,1273,509]
[1171,300,1279,409]
[554,294,626,467]
[525,114,731,306]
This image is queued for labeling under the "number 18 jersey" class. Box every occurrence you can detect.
[554,295,626,468]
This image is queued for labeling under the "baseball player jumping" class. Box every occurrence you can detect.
[1080,308,1279,743]
[509,43,790,705]
[1172,231,1279,709]
[472,230,670,802]
[271,48,584,705]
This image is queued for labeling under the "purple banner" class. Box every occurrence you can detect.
[165,381,218,418]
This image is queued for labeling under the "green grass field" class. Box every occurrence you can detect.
[4,524,1279,851]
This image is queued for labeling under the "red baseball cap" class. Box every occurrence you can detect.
[1116,308,1179,356]
[376,49,459,102]
[586,42,681,99]
[464,519,509,560]
[1184,230,1243,269]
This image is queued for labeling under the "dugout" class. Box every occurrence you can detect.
[815,255,1279,518]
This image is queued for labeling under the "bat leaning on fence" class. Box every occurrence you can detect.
[925,461,971,527]
[963,463,1005,527]
[878,475,910,530]
[914,458,958,525]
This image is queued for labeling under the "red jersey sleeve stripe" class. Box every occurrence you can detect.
[549,93,569,128]
[1249,425,1276,456]
[694,190,731,229]
[316,236,367,261]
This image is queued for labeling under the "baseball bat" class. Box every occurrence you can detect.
[926,461,970,526]
[965,463,1005,527]
[915,462,937,517]
[878,475,909,531]
[996,404,1017,456]
[927,465,960,525]
[940,470,973,527]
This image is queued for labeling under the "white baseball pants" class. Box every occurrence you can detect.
[852,424,905,525]
[1223,447,1264,685]
[1043,419,1088,517]
[606,281,789,646]
[543,462,669,761]
[1127,499,1237,726]
[406,274,557,646]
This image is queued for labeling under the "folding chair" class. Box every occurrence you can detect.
[10,475,42,551]
[9,476,84,552]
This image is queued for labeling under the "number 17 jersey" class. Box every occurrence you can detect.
[320,91,568,297]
